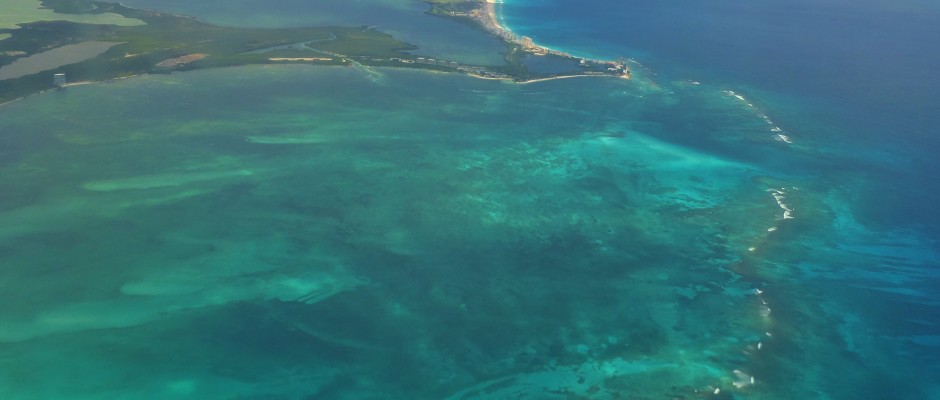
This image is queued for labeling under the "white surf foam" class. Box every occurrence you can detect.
[768,188,795,219]
[724,90,794,144]
[775,134,794,144]
[732,370,754,388]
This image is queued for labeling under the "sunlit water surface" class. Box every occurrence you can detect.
[1,0,939,398]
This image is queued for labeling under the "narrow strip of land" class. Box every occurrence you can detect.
[428,0,630,83]
[0,0,635,105]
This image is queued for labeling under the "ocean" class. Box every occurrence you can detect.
[500,0,940,397]
[502,0,940,231]
[0,0,937,398]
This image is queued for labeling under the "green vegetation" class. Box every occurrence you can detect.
[425,0,481,15]
[0,0,143,30]
[0,0,416,103]
[37,0,115,14]
[1,0,622,104]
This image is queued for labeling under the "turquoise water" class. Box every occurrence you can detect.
[501,0,940,397]
[1,1,939,399]
[0,66,794,398]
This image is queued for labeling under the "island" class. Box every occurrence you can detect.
[0,0,631,105]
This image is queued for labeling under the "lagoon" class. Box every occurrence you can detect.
[1,0,143,30]
[111,0,507,66]
[0,41,121,80]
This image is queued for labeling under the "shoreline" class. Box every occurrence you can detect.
[479,1,560,55]
[471,0,630,79]
[0,0,631,107]
[0,73,145,108]
[0,5,420,105]
[517,73,613,84]
[0,59,618,110]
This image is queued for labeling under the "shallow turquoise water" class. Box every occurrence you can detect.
[501,0,940,398]
[0,65,807,398]
[2,0,939,399]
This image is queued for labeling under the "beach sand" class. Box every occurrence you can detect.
[470,0,630,81]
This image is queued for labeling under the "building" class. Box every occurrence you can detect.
[416,57,426,64]
[448,61,458,68]
[53,73,66,86]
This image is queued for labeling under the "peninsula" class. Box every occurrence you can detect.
[426,0,631,81]
[0,0,631,104]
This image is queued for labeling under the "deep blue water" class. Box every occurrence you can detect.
[504,0,940,397]
[503,0,940,232]
[502,0,940,130]
[1,1,939,399]
[501,0,940,241]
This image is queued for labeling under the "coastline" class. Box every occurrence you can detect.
[468,0,631,82]
[0,73,145,108]
[0,3,419,105]
[517,73,609,84]
[479,0,562,56]
[0,0,630,106]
